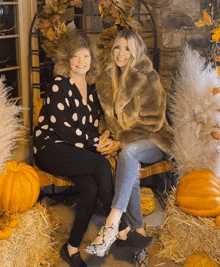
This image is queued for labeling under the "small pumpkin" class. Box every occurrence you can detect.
[183,252,218,267]
[176,170,220,217]
[0,210,19,228]
[0,226,12,240]
[140,188,155,215]
[8,215,19,228]
[0,161,40,214]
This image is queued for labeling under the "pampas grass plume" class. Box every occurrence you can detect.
[0,76,24,174]
[169,46,220,178]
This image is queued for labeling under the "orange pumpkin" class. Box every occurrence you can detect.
[183,252,218,267]
[215,214,220,227]
[176,170,220,217]
[0,226,12,240]
[8,215,19,228]
[0,161,40,214]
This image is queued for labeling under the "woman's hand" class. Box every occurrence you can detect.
[97,139,121,155]
[97,130,110,149]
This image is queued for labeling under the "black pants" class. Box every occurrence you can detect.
[35,143,113,247]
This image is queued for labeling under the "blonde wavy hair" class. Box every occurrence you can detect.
[105,29,147,96]
[53,31,100,84]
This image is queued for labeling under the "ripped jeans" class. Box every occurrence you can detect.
[111,139,165,229]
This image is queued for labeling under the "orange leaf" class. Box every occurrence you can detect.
[195,20,207,27]
[211,26,220,42]
[203,10,212,26]
[211,131,220,140]
[213,87,220,95]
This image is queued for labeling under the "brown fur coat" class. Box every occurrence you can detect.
[97,55,173,155]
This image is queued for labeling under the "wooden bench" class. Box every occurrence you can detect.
[35,160,175,195]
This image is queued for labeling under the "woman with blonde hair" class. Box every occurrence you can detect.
[85,29,173,262]
[33,31,114,267]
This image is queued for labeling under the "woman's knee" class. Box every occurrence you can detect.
[119,143,137,160]
[96,157,112,175]
[76,176,99,199]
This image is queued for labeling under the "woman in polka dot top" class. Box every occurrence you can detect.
[33,31,114,267]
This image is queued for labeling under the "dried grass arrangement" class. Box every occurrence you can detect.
[169,45,220,178]
[157,188,220,264]
[0,76,24,175]
[0,202,60,267]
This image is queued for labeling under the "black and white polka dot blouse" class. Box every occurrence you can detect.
[33,76,101,155]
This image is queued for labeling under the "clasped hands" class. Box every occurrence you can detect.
[97,130,121,155]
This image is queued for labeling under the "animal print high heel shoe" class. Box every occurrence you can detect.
[84,223,119,257]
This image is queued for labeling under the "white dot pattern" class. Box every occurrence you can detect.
[89,115,93,123]
[41,125,49,130]
[55,77,62,81]
[94,137,99,142]
[36,130,42,137]
[94,119,99,127]
[38,116,44,123]
[74,99,79,107]
[82,116,86,125]
[50,116,56,123]
[64,122,71,127]
[72,113,78,121]
[34,79,101,154]
[76,128,82,136]
[68,90,72,97]
[75,143,84,148]
[87,105,92,112]
[65,98,70,106]
[52,85,59,92]
[57,103,64,110]
[89,94,94,102]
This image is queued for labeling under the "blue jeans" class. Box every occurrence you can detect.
[111,139,165,229]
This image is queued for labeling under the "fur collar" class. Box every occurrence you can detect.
[97,55,153,117]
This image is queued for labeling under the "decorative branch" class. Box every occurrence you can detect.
[0,25,15,36]
[0,57,10,66]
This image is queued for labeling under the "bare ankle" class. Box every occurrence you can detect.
[118,226,131,240]
[136,227,146,237]
[67,243,79,256]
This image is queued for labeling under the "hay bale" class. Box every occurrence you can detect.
[157,188,220,264]
[0,201,59,267]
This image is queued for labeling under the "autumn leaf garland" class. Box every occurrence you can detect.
[195,2,220,70]
[37,0,83,58]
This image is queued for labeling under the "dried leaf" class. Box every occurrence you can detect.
[195,20,207,27]
[100,0,112,8]
[37,18,51,29]
[211,131,220,140]
[70,0,83,8]
[213,87,220,95]
[211,26,220,42]
[109,5,118,18]
[203,10,213,26]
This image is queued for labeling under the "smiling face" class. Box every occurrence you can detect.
[69,48,91,77]
[113,37,131,68]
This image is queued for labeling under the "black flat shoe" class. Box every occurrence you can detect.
[60,242,87,267]
[116,231,155,250]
